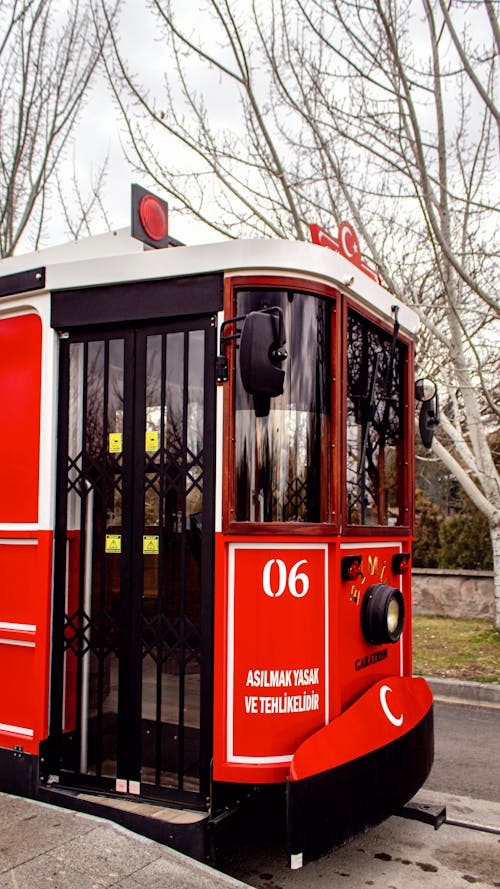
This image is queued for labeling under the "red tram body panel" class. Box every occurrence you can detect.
[0,221,432,866]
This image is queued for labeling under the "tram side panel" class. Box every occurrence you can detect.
[0,312,53,791]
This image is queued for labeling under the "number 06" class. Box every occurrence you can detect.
[262,559,310,598]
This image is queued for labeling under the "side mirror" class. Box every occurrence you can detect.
[239,308,287,416]
[415,378,439,448]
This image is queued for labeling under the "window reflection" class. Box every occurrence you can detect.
[347,311,405,526]
[235,290,330,523]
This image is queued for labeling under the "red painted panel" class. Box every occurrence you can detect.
[0,314,42,522]
[231,544,328,759]
[0,531,53,753]
[214,537,329,782]
[337,544,409,710]
[0,645,38,743]
[289,676,432,781]
[0,540,42,626]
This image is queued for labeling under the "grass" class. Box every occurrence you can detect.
[412,615,500,684]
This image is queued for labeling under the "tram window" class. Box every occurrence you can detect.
[234,290,330,523]
[346,310,406,526]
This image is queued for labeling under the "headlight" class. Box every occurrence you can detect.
[387,596,401,636]
[361,583,405,645]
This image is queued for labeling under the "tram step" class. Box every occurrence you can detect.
[73,791,207,823]
[37,786,210,861]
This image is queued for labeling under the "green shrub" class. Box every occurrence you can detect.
[439,503,493,570]
[413,489,444,567]
[414,490,493,570]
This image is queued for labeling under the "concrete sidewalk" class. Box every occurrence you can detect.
[0,792,250,889]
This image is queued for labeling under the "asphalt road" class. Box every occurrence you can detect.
[426,699,500,801]
[218,698,500,889]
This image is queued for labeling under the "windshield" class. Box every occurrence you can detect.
[234,289,331,523]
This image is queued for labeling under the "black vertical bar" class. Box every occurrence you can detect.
[155,333,167,786]
[95,338,111,776]
[198,318,217,799]
[75,342,90,768]
[122,328,144,783]
[48,337,70,747]
[177,330,189,788]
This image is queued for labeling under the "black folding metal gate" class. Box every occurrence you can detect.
[49,316,215,805]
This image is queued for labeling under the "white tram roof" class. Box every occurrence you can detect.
[0,228,418,334]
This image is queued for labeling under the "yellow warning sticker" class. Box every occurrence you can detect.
[105,534,122,554]
[109,432,123,453]
[143,535,160,555]
[145,431,159,452]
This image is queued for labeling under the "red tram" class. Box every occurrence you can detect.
[0,201,434,866]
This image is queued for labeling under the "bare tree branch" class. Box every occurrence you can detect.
[0,0,119,256]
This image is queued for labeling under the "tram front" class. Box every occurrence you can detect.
[213,274,433,867]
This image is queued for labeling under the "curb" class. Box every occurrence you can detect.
[426,676,500,705]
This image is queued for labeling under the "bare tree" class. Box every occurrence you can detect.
[106,0,500,624]
[55,156,114,240]
[0,0,118,257]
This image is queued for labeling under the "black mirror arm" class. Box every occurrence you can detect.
[216,314,247,383]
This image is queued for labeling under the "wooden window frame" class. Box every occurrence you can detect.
[221,275,340,536]
[341,297,415,537]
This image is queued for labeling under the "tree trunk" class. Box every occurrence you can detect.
[491,518,500,631]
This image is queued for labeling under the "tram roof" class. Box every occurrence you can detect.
[0,228,418,334]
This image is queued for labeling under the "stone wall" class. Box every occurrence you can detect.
[412,568,494,619]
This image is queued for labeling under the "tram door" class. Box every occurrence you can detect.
[52,317,215,803]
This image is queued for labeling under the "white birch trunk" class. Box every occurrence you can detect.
[491,520,500,631]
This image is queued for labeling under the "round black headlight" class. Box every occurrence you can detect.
[361,583,405,645]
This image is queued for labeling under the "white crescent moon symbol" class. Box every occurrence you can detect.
[340,225,354,257]
[340,224,360,258]
[380,684,403,727]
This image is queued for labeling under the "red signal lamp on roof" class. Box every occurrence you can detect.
[131,183,169,248]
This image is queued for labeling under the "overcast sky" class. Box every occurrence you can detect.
[46,0,226,251]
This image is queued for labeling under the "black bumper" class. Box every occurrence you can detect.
[286,703,434,864]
